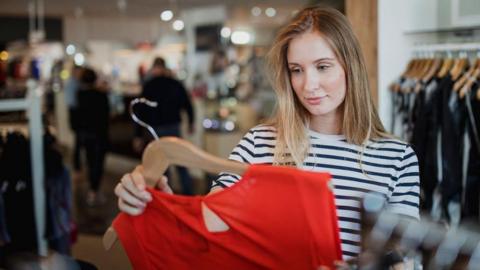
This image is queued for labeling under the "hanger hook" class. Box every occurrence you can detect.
[129,98,159,140]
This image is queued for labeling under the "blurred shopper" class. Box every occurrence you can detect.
[64,65,83,173]
[133,57,194,195]
[77,68,110,206]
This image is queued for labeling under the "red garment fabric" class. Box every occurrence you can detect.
[113,165,342,270]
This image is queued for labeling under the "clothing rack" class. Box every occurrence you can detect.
[0,80,46,256]
[412,42,480,53]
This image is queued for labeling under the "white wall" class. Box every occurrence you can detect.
[377,0,440,129]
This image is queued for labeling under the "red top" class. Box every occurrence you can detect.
[113,165,342,270]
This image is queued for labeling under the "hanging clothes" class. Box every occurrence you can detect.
[463,85,480,220]
[0,132,37,257]
[113,165,342,270]
[410,77,442,210]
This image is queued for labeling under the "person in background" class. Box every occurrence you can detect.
[114,6,420,269]
[133,57,195,195]
[77,67,110,206]
[64,65,83,174]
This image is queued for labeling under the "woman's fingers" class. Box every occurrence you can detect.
[118,196,145,216]
[156,176,173,194]
[114,183,146,208]
[119,173,152,202]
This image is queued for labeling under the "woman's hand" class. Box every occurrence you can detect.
[114,165,172,216]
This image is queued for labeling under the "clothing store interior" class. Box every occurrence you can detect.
[1,0,480,269]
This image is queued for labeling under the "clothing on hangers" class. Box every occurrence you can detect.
[0,130,73,262]
[113,165,342,270]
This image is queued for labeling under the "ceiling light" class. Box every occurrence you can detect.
[172,19,184,31]
[251,7,261,17]
[231,31,251,45]
[66,44,76,55]
[161,10,173,21]
[74,53,85,66]
[265,7,276,17]
[220,27,231,38]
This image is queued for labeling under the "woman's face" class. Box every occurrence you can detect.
[287,31,346,121]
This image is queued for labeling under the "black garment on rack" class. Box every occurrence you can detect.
[439,75,467,219]
[410,77,442,210]
[0,193,9,246]
[464,84,480,219]
[0,132,37,261]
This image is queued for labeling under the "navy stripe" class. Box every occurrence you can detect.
[398,172,419,179]
[391,191,420,197]
[256,152,274,158]
[334,185,372,193]
[308,163,395,180]
[338,217,361,223]
[308,153,399,170]
[211,180,227,188]
[398,161,419,171]
[336,205,361,212]
[256,143,275,149]
[332,175,390,189]
[252,129,276,133]
[237,144,255,158]
[389,200,419,208]
[215,178,237,184]
[340,228,360,234]
[341,239,361,246]
[396,181,419,187]
[335,195,362,201]
[371,139,408,147]
[230,152,249,163]
[254,136,276,140]
[311,144,403,161]
[242,137,254,146]
[342,250,359,257]
[403,151,416,161]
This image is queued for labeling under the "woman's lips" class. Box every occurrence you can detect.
[305,96,326,105]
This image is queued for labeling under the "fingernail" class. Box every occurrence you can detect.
[144,192,152,201]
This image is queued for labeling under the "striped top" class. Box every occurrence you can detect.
[212,125,420,260]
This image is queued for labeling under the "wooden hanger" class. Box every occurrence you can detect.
[450,57,468,81]
[103,98,248,251]
[422,58,442,83]
[459,68,480,99]
[454,58,478,92]
[103,136,248,251]
[437,57,454,78]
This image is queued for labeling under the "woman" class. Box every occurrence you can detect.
[114,5,420,266]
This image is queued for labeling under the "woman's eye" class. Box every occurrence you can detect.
[290,68,302,74]
[317,65,330,71]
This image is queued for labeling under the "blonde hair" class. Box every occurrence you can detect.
[266,6,388,166]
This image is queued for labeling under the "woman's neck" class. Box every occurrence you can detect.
[308,110,343,135]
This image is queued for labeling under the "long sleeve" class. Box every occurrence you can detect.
[387,145,420,219]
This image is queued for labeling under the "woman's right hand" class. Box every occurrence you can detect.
[115,165,173,216]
